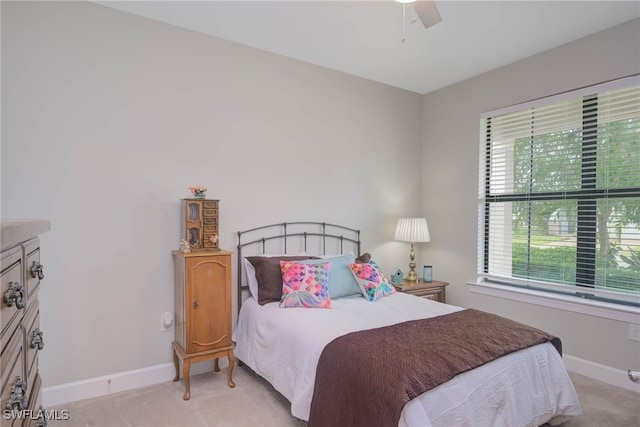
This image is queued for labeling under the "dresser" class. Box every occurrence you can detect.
[393,279,449,303]
[1,220,50,426]
[172,250,235,400]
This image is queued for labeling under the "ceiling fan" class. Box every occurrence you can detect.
[395,0,442,41]
[396,0,442,29]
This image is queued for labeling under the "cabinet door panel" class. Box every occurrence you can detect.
[185,257,231,353]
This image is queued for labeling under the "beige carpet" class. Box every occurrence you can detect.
[47,367,639,426]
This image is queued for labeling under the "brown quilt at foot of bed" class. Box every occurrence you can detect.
[308,308,561,427]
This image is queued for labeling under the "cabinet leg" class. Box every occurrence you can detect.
[214,358,220,372]
[182,359,191,400]
[172,349,180,382]
[227,351,235,388]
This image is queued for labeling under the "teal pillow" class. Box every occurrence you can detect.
[299,254,361,299]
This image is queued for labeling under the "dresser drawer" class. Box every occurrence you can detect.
[24,373,46,427]
[203,225,218,233]
[203,209,218,218]
[394,280,448,303]
[203,239,219,249]
[24,238,42,301]
[406,289,440,300]
[203,200,218,209]
[1,327,26,425]
[23,302,42,391]
[1,247,24,349]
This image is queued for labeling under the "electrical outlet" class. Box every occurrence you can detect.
[629,324,640,342]
[161,312,173,332]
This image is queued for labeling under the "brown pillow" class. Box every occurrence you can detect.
[355,253,371,264]
[247,256,319,305]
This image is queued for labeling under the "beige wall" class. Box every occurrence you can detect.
[421,18,640,371]
[1,1,422,387]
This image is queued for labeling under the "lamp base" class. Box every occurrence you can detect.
[406,270,419,282]
[406,242,418,282]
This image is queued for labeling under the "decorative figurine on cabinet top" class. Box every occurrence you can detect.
[179,239,191,253]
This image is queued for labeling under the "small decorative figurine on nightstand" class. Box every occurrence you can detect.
[179,239,191,253]
[390,268,404,285]
[209,234,219,245]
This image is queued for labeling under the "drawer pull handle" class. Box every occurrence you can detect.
[31,328,45,350]
[7,377,27,411]
[193,300,199,310]
[35,405,47,427]
[31,261,45,280]
[3,282,25,309]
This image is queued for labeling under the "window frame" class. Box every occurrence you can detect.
[477,75,640,309]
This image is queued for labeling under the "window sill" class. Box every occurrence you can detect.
[468,281,640,323]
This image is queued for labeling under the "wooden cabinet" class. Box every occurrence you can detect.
[394,279,449,303]
[172,250,234,400]
[1,220,49,427]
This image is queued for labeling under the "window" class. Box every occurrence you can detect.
[479,76,640,306]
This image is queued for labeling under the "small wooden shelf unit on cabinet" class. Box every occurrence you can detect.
[172,249,235,400]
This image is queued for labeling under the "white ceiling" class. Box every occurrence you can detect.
[95,1,640,94]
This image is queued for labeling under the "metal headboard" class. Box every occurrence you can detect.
[237,221,361,313]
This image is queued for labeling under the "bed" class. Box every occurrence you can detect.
[232,222,582,427]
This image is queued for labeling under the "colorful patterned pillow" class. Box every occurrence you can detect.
[348,262,396,302]
[298,254,361,299]
[280,261,332,309]
[246,255,319,305]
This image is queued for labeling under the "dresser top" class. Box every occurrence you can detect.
[1,219,50,251]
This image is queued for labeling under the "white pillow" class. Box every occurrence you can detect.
[244,257,261,301]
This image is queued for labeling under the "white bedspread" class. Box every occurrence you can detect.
[233,293,582,426]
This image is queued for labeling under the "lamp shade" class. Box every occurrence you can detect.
[394,218,430,243]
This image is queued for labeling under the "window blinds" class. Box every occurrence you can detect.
[479,76,640,303]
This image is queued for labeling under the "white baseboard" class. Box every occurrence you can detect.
[42,360,220,407]
[563,353,640,393]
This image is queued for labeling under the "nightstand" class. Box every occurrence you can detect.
[394,279,449,303]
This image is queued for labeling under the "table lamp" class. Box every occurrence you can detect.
[394,218,430,282]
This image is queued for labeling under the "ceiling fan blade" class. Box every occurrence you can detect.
[414,0,442,29]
